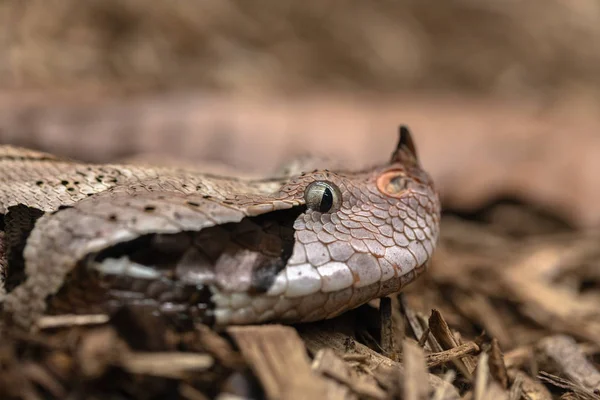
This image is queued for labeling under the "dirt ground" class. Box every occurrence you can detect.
[0,2,599,399]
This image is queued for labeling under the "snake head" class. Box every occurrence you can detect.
[211,126,441,324]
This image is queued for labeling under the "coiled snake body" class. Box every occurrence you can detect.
[0,128,440,329]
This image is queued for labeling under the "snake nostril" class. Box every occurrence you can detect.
[376,169,409,197]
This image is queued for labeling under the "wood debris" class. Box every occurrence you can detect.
[312,348,385,400]
[537,335,600,394]
[425,341,480,368]
[402,340,430,400]
[0,202,599,399]
[227,325,330,400]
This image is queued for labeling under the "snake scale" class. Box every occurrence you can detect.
[0,127,440,330]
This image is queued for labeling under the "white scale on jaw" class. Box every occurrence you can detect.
[92,256,161,280]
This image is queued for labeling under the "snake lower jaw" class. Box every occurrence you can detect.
[210,262,427,326]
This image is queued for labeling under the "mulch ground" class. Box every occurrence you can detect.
[1,200,598,400]
[2,2,599,397]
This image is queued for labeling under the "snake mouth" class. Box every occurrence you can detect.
[47,207,306,324]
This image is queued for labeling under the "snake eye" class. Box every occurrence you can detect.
[304,182,341,213]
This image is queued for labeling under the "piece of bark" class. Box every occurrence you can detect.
[179,383,211,400]
[431,370,457,400]
[559,393,581,400]
[379,297,396,358]
[536,335,600,394]
[503,346,534,370]
[312,348,384,400]
[538,372,598,400]
[429,309,476,379]
[193,324,244,369]
[425,341,480,368]
[502,247,600,348]
[390,296,406,352]
[507,372,523,400]
[20,362,67,399]
[120,352,214,379]
[36,314,109,329]
[480,383,509,400]
[474,352,508,400]
[417,327,431,348]
[402,340,430,400]
[76,325,213,379]
[488,338,509,389]
[474,352,489,400]
[298,326,460,400]
[228,325,330,400]
[508,370,553,400]
[76,327,127,379]
[400,297,440,353]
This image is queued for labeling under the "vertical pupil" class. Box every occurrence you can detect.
[319,187,333,212]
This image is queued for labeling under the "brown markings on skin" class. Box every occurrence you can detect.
[3,205,45,292]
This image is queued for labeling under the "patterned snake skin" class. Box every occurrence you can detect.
[0,127,440,329]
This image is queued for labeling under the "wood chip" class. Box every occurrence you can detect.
[417,327,431,348]
[401,297,440,353]
[508,370,553,400]
[503,246,600,347]
[425,341,480,368]
[402,340,430,400]
[488,338,509,389]
[120,352,214,378]
[194,324,244,369]
[538,372,599,400]
[298,326,460,400]
[312,348,385,400]
[228,325,330,400]
[537,335,600,394]
[20,361,67,399]
[432,370,457,400]
[179,383,210,400]
[503,346,534,370]
[36,314,109,329]
[379,297,396,357]
[474,352,490,400]
[76,327,126,379]
[429,309,476,379]
[473,352,508,400]
[507,372,523,400]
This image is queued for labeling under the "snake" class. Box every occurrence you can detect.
[0,127,440,330]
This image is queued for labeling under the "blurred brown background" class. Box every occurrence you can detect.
[1,0,599,226]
